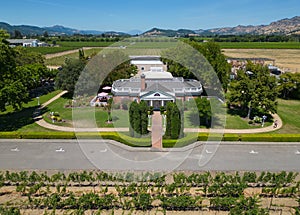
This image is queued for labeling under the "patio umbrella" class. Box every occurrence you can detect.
[98,92,108,97]
[102,86,112,90]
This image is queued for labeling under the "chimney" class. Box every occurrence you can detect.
[141,73,146,91]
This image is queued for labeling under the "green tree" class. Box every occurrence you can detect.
[277,72,300,99]
[228,62,278,118]
[128,100,149,137]
[195,97,212,127]
[189,41,231,91]
[13,30,23,39]
[0,36,30,111]
[55,58,85,95]
[165,102,181,139]
[14,46,45,66]
[162,41,231,92]
[0,29,10,40]
[139,100,149,135]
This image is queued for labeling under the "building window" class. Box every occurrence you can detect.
[141,67,144,71]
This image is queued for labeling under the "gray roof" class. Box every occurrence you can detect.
[7,39,39,44]
[112,76,202,97]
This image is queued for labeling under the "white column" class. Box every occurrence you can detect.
[161,100,164,107]
[150,100,153,106]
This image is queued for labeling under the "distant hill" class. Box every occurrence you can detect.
[143,28,196,37]
[204,16,300,35]
[0,22,126,36]
[1,16,300,37]
[142,16,300,36]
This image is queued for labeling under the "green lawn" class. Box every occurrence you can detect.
[275,99,300,134]
[184,110,272,129]
[0,90,62,132]
[45,48,102,65]
[44,96,129,128]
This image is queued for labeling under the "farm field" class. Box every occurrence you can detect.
[223,49,300,73]
[0,171,299,214]
[45,48,102,65]
[219,42,300,49]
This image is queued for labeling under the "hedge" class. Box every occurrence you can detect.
[0,132,299,146]
[77,132,152,147]
[163,133,198,148]
[240,133,300,142]
[197,133,240,141]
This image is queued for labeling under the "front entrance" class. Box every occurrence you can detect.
[153,100,161,110]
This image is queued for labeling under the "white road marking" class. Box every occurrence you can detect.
[249,150,258,154]
[295,150,300,155]
[10,147,19,152]
[100,149,107,153]
[205,150,212,154]
[55,148,65,152]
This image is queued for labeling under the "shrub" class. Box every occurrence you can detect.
[253,116,261,123]
[240,134,300,142]
[248,120,254,124]
[163,133,198,148]
[20,132,76,139]
[0,132,21,139]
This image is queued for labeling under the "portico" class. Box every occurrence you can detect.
[140,91,175,110]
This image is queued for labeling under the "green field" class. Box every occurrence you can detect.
[27,41,113,55]
[45,48,102,65]
[57,41,114,47]
[219,42,300,49]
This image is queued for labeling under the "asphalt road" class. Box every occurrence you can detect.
[0,139,299,171]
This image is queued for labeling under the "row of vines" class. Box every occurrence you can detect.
[0,171,300,214]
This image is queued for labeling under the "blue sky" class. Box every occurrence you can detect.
[1,0,299,32]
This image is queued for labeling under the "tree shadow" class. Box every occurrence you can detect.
[227,107,247,118]
[0,106,48,131]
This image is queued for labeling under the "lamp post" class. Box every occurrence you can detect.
[262,115,267,127]
[36,96,40,106]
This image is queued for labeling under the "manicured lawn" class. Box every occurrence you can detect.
[0,90,62,132]
[275,99,300,134]
[44,96,129,128]
[184,110,272,129]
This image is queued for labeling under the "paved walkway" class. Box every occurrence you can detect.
[151,112,163,148]
[34,92,283,134]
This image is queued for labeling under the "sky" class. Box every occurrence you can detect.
[1,0,300,32]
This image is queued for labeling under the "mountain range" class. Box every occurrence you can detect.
[1,16,300,37]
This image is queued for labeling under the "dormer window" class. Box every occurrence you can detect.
[154,93,160,96]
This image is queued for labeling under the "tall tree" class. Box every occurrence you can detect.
[129,100,149,137]
[165,102,181,139]
[0,33,29,111]
[277,72,300,99]
[13,30,23,39]
[195,97,212,127]
[228,62,278,117]
[162,41,231,92]
[55,58,85,95]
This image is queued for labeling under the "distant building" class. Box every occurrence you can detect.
[112,57,203,110]
[6,39,49,47]
[130,55,167,75]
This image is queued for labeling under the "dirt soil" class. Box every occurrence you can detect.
[223,49,300,73]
